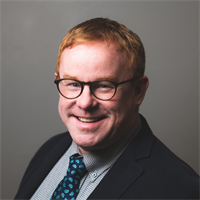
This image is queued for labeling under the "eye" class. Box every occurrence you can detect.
[99,84,110,88]
[68,83,80,87]
[93,81,115,92]
[61,80,81,90]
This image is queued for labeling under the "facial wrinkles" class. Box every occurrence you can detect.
[60,94,109,120]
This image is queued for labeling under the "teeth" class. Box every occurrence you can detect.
[78,117,100,123]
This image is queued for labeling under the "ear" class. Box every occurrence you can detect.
[133,76,149,106]
[55,72,58,79]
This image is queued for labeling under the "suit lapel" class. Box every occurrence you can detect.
[88,115,155,199]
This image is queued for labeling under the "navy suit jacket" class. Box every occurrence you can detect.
[15,115,199,199]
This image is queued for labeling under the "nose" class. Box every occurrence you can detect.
[76,85,98,110]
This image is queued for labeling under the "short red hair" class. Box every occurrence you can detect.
[56,18,145,78]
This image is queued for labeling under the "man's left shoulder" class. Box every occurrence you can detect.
[132,115,200,199]
[150,136,199,179]
[149,137,199,198]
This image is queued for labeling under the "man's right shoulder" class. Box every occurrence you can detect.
[32,131,72,161]
[15,132,72,199]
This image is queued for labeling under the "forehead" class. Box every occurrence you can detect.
[59,42,131,81]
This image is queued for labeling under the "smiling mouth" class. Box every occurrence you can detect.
[77,117,104,123]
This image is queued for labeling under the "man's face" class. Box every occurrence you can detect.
[57,42,139,154]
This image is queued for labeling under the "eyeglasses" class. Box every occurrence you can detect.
[54,77,138,101]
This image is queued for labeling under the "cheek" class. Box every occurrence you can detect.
[58,96,71,119]
[58,98,65,122]
[104,99,127,126]
[113,91,136,120]
[58,96,64,111]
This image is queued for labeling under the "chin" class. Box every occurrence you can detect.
[72,131,108,152]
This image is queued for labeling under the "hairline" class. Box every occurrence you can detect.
[56,39,133,77]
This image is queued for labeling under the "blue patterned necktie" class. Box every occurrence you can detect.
[51,154,88,200]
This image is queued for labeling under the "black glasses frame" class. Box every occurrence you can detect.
[54,77,138,101]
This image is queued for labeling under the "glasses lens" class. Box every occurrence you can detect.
[92,81,116,100]
[58,79,81,99]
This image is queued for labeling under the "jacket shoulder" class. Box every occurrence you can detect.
[15,132,71,199]
[123,115,200,199]
[25,131,71,175]
[136,126,200,199]
[32,132,70,159]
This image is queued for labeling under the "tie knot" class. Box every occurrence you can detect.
[68,154,87,179]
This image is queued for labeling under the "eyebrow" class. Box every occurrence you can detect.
[63,74,78,79]
[62,74,117,82]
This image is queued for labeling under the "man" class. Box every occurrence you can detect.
[15,18,199,199]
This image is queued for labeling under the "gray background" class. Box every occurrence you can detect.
[1,1,199,199]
